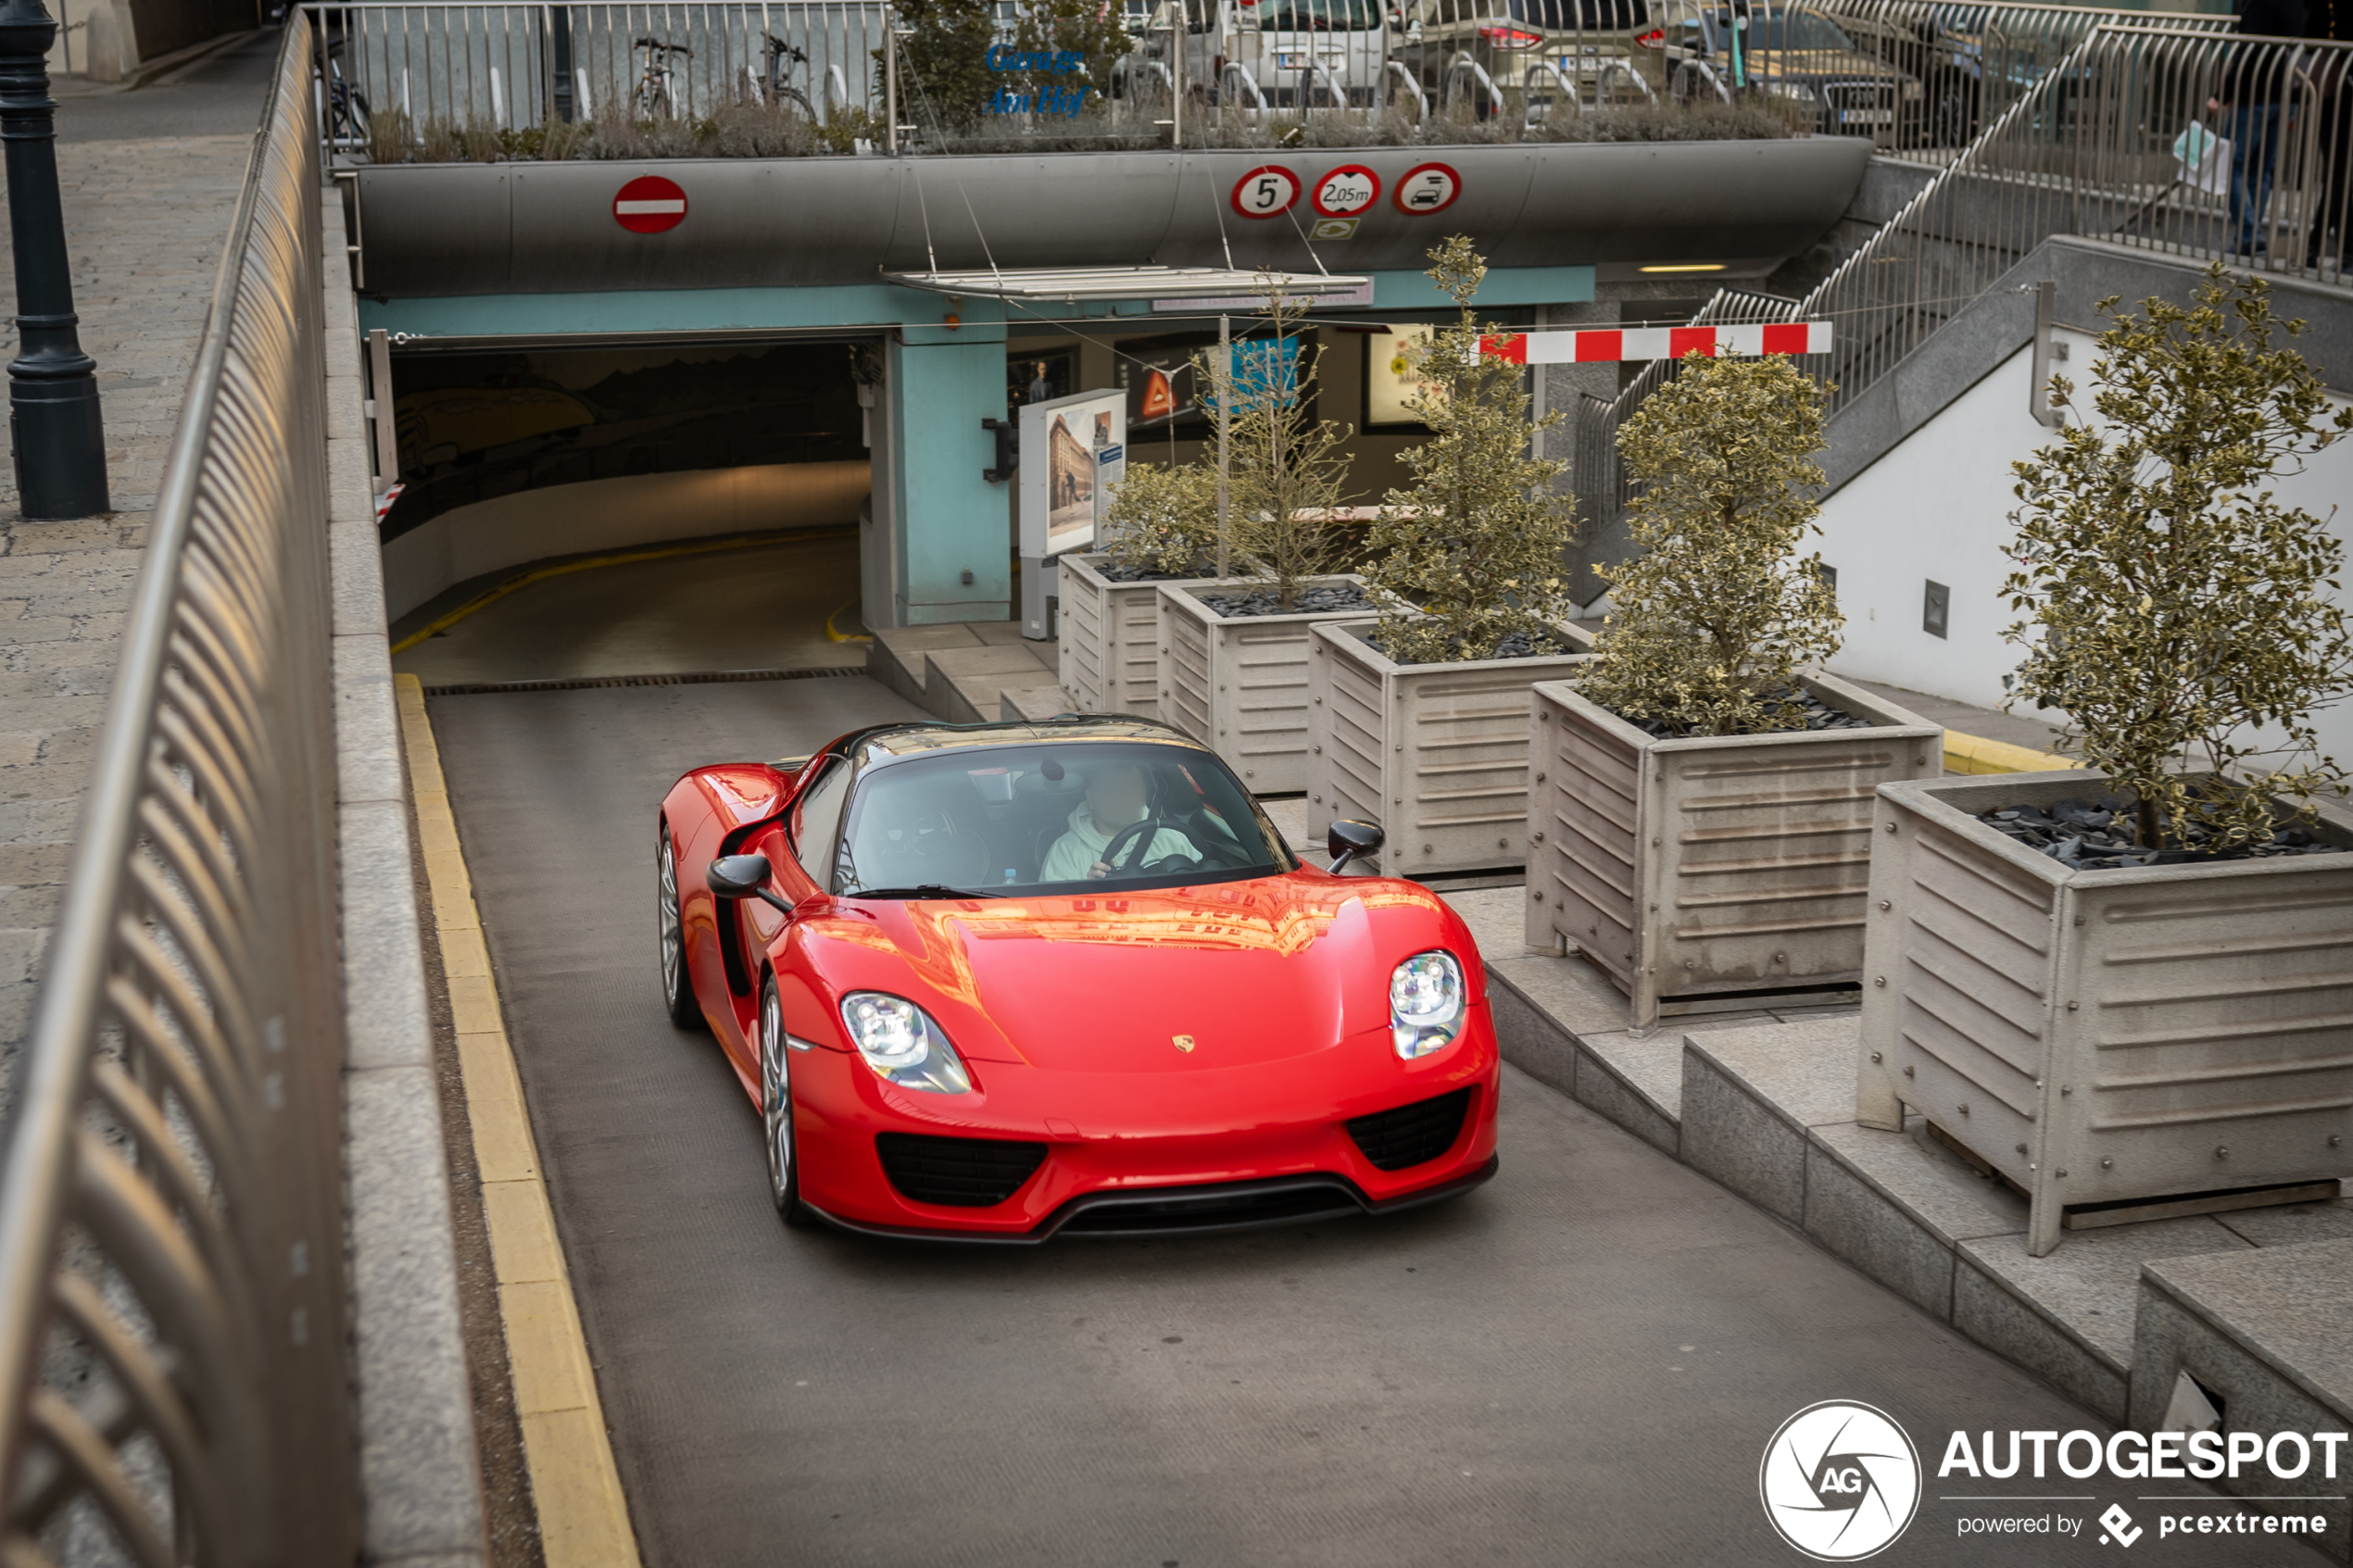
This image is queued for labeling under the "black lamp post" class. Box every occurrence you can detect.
[0,0,106,521]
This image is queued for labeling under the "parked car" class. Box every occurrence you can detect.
[1658,2,1922,134]
[1397,0,1662,120]
[656,716,1500,1240]
[1182,0,1391,109]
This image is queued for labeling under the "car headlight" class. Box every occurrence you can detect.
[1390,950,1466,1060]
[839,992,972,1093]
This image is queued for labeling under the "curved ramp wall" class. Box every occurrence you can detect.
[384,459,871,621]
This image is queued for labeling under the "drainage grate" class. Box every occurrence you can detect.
[422,667,868,697]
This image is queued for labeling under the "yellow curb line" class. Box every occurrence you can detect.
[396,672,644,1568]
[1944,730,2076,776]
[390,526,858,656]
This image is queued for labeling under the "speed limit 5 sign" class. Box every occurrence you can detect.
[1230,166,1301,220]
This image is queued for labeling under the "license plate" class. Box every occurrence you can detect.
[1275,52,1310,68]
[1840,107,1894,124]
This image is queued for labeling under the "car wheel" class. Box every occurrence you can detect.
[761,976,817,1226]
[657,823,702,1029]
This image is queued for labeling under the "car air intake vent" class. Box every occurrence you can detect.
[875,1133,1049,1207]
[1345,1088,1472,1173]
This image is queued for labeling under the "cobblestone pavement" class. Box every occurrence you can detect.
[0,119,258,1098]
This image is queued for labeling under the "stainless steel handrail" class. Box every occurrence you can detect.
[0,16,358,1566]
[1576,23,2353,545]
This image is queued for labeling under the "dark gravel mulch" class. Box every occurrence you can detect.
[1370,627,1580,661]
[1094,561,1206,583]
[1977,796,2347,871]
[1202,583,1377,618]
[1610,685,1876,741]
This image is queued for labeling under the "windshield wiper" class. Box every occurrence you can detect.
[844,884,1004,900]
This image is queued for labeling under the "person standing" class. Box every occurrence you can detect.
[2209,0,2308,257]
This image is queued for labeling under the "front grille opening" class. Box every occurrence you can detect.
[1056,1180,1359,1235]
[1345,1088,1473,1173]
[875,1133,1048,1208]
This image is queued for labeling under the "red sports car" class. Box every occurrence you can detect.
[655,717,1500,1241]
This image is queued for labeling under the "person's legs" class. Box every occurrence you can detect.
[2228,102,2282,254]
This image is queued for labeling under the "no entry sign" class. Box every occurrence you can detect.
[613,174,687,234]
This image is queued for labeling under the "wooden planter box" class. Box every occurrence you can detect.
[1156,577,1374,794]
[1856,771,2353,1256]
[1305,617,1594,877]
[1526,673,1943,1029]
[1055,552,1221,719]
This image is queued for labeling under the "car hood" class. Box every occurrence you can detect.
[802,875,1473,1072]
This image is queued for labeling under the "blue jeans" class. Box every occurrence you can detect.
[2229,103,2282,254]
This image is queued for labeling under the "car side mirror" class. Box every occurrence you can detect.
[708,854,794,913]
[1326,820,1384,875]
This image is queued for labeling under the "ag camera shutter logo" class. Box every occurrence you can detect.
[1760,1400,1922,1561]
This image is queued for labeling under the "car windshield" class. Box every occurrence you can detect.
[1261,0,1382,30]
[833,740,1292,897]
[1740,9,1858,51]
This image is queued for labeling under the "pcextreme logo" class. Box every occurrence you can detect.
[1760,1400,1924,1562]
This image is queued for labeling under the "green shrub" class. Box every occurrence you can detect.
[1579,353,1842,734]
[2005,264,2353,851]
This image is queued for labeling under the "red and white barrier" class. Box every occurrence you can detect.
[1480,321,1833,364]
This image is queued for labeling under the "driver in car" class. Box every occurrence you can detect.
[1039,761,1199,882]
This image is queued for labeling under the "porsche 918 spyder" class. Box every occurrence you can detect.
[655,716,1500,1241]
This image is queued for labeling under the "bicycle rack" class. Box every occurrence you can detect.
[1597,56,1656,103]
[1674,56,1730,103]
[1523,57,1582,121]
[1385,57,1428,119]
[1441,52,1502,117]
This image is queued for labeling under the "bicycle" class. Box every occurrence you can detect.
[753,33,817,116]
[633,36,692,120]
[323,35,371,148]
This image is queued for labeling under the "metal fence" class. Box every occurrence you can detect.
[1576,24,2351,543]
[0,17,359,1568]
[304,0,2230,160]
[310,0,898,148]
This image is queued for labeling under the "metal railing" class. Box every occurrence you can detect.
[305,0,2228,159]
[1576,24,2351,543]
[0,16,359,1567]
[311,0,898,151]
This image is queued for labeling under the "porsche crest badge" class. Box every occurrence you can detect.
[1172,1034,1196,1053]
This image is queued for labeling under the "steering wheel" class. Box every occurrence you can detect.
[1099,815,1190,876]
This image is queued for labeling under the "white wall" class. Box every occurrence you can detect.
[383,459,870,621]
[1817,331,2353,768]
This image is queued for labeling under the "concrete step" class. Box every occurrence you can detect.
[998,682,1073,722]
[925,644,1056,723]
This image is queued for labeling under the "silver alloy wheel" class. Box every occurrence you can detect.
[761,982,793,1207]
[658,827,683,1003]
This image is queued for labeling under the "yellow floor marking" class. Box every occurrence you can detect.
[1944,730,2075,776]
[396,671,644,1568]
[390,526,858,655]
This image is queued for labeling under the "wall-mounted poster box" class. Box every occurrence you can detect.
[1020,389,1127,561]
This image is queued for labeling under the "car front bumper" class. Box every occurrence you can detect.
[786,1011,1503,1241]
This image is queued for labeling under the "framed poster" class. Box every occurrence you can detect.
[1365,323,1438,432]
[1020,389,1127,559]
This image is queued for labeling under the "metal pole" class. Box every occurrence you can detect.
[884,3,897,153]
[0,0,105,521]
[1215,312,1229,579]
[1171,16,1180,148]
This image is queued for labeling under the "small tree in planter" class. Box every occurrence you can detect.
[1058,461,1224,716]
[1578,351,1843,734]
[2002,264,2353,851]
[1524,350,1941,1023]
[1154,282,1377,788]
[1856,267,2353,1257]
[1308,237,1594,874]
[1364,235,1579,662]
[1209,282,1360,611]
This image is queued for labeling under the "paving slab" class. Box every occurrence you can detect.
[2143,1240,2353,1416]
[0,129,255,1111]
